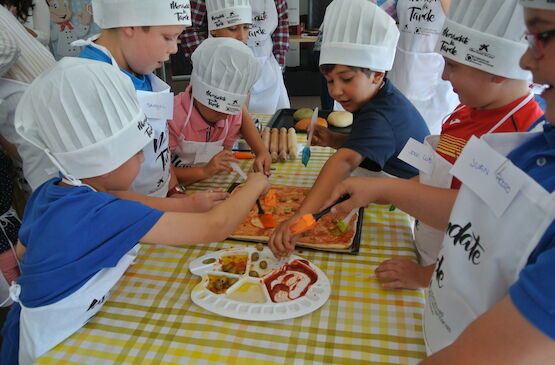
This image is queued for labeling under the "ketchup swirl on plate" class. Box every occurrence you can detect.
[263,259,318,303]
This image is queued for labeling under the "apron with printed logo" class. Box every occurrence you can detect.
[247,0,289,114]
[12,240,140,364]
[423,131,555,354]
[72,36,173,197]
[172,91,229,168]
[399,94,534,265]
[388,0,459,134]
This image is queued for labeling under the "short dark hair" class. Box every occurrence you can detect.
[319,64,374,78]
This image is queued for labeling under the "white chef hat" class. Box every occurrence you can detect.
[207,0,251,32]
[15,58,153,185]
[191,37,261,114]
[519,0,555,9]
[319,0,399,72]
[0,31,19,78]
[436,0,530,80]
[92,0,192,28]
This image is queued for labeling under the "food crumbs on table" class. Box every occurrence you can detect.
[202,258,216,264]
[256,243,264,251]
[249,270,259,277]
[259,260,268,269]
[251,252,259,261]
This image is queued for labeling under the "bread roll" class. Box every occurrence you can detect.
[327,111,353,127]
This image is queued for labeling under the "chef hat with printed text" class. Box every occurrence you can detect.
[15,58,152,185]
[436,0,530,80]
[191,37,261,114]
[519,0,555,9]
[92,0,192,28]
[319,0,399,72]
[207,0,251,31]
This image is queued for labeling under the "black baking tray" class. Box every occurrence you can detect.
[225,182,363,254]
[267,108,352,135]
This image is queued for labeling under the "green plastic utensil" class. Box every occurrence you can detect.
[301,107,318,167]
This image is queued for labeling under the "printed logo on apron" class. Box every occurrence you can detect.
[423,131,555,354]
[246,0,289,114]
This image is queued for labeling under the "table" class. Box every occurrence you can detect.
[38,116,426,364]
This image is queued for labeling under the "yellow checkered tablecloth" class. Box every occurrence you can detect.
[38,115,426,364]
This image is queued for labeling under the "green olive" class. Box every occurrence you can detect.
[259,261,268,270]
[291,196,299,201]
[256,243,264,251]
[283,207,291,214]
[202,258,216,264]
[251,252,259,261]
[249,270,259,277]
[331,218,338,224]
[279,197,287,202]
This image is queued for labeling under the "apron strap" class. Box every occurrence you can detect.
[486,93,534,134]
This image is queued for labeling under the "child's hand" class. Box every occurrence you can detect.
[322,177,388,213]
[245,172,270,195]
[268,215,300,258]
[184,189,229,212]
[374,258,432,289]
[311,125,334,147]
[253,150,272,176]
[204,151,236,177]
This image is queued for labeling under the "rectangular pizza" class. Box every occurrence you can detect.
[229,185,361,252]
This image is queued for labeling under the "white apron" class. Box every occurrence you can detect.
[399,94,534,265]
[247,0,290,114]
[172,92,229,168]
[72,36,174,197]
[10,177,141,365]
[423,132,555,354]
[388,0,459,135]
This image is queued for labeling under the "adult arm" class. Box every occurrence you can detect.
[271,0,289,67]
[420,296,555,365]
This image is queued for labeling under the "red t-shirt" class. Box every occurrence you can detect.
[435,95,543,189]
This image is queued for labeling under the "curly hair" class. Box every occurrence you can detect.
[1,0,35,23]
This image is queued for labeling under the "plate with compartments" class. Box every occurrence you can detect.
[189,246,331,321]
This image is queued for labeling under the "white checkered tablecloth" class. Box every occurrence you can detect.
[38,115,426,364]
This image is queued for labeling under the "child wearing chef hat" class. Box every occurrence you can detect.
[77,0,227,209]
[268,0,430,255]
[0,57,269,365]
[201,0,273,176]
[169,37,264,185]
[322,0,555,360]
[374,0,544,291]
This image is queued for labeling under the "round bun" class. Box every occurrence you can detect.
[327,111,353,127]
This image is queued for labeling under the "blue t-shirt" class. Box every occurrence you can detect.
[341,78,430,178]
[79,45,153,92]
[508,123,555,340]
[1,179,163,364]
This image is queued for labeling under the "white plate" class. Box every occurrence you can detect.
[189,247,331,321]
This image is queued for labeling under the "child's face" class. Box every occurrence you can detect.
[121,25,185,75]
[520,8,555,123]
[323,65,380,112]
[441,58,501,109]
[103,151,145,190]
[210,24,250,43]
[195,100,229,124]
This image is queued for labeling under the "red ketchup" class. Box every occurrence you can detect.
[263,259,318,303]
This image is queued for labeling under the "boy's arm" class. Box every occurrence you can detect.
[323,176,457,231]
[240,108,271,175]
[141,173,269,245]
[15,240,26,262]
[109,190,227,213]
[421,296,555,365]
[173,150,236,186]
[268,148,363,254]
